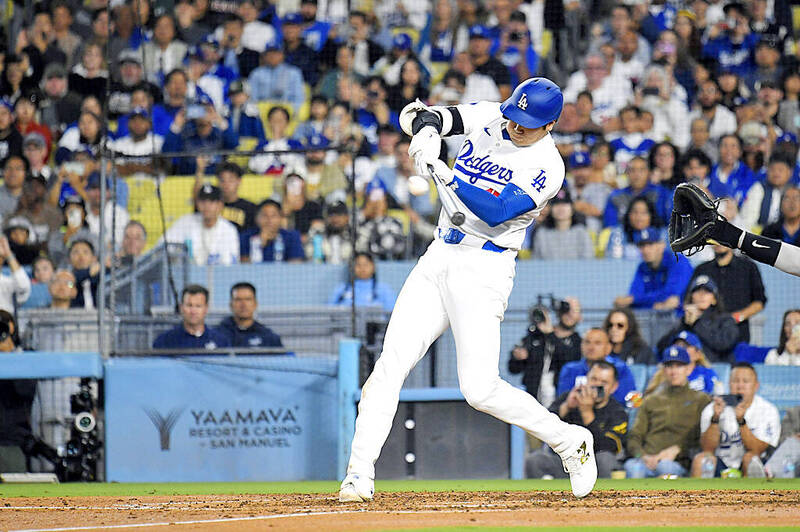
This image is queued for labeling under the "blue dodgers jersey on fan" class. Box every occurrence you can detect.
[556,356,637,404]
[688,365,719,394]
[709,162,757,206]
[153,325,232,350]
[436,101,565,250]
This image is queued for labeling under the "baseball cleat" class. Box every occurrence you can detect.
[559,426,597,498]
[338,473,374,502]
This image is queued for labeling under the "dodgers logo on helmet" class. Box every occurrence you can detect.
[500,77,563,129]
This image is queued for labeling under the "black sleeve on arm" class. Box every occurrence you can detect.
[411,110,443,134]
[446,107,465,136]
[740,232,781,267]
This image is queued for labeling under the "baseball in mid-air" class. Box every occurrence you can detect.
[408,175,430,196]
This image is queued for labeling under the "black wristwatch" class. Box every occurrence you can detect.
[710,415,720,424]
[737,418,747,427]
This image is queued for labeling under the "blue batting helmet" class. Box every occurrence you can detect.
[499,77,563,129]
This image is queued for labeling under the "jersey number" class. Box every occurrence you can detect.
[531,170,547,192]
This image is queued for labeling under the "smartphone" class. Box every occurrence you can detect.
[186,104,206,120]
[642,86,660,97]
[593,386,605,400]
[62,161,86,175]
[720,394,743,406]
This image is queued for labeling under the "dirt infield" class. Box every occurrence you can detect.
[3,489,799,531]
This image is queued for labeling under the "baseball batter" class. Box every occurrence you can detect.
[339,78,598,502]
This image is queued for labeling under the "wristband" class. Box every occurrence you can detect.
[732,312,742,323]
[710,416,720,424]
[737,418,746,427]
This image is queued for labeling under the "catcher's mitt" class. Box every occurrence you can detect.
[668,183,722,255]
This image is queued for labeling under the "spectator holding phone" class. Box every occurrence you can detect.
[526,361,628,479]
[692,362,780,477]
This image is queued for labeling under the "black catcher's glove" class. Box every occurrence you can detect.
[669,183,723,255]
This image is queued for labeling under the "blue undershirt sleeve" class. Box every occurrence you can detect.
[449,176,536,227]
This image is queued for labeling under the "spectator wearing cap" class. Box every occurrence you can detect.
[307,201,352,264]
[648,336,721,396]
[702,2,759,78]
[84,172,131,255]
[466,25,511,100]
[532,189,594,260]
[625,345,711,479]
[761,185,800,247]
[14,92,52,160]
[451,52,501,103]
[12,175,61,246]
[3,216,40,266]
[739,153,796,231]
[709,134,756,206]
[199,37,236,87]
[107,50,162,120]
[51,1,81,67]
[355,179,405,260]
[603,156,672,229]
[68,41,109,103]
[659,275,740,363]
[0,100,24,168]
[568,151,611,233]
[0,232,30,312]
[693,362,780,478]
[745,39,784,94]
[371,31,418,88]
[240,199,305,263]
[282,13,320,86]
[142,14,189,84]
[163,184,240,265]
[302,133,347,203]
[185,46,225,112]
[163,96,239,175]
[225,80,266,144]
[614,226,693,312]
[0,156,27,220]
[22,132,54,184]
[562,52,633,126]
[687,243,766,344]
[38,63,82,138]
[47,195,97,267]
[247,41,305,115]
[283,172,323,239]
[247,106,304,176]
[687,80,737,146]
[195,161,256,233]
[109,106,165,176]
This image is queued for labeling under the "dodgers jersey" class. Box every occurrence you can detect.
[436,101,565,250]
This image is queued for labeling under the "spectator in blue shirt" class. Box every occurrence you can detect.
[709,134,756,206]
[247,43,305,115]
[217,282,284,350]
[225,80,266,144]
[240,199,305,263]
[557,327,636,405]
[329,252,397,312]
[281,13,321,86]
[702,2,759,78]
[153,284,231,351]
[603,157,671,228]
[614,227,693,312]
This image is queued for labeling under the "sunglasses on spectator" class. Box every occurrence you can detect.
[607,322,627,329]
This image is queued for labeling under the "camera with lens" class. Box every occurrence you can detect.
[57,378,102,482]
[529,293,571,325]
[509,31,522,42]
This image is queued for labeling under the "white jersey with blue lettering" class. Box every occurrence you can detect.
[434,101,566,250]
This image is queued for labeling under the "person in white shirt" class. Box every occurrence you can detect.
[238,0,277,53]
[141,14,189,83]
[0,235,30,312]
[84,172,130,255]
[451,52,501,103]
[109,107,165,176]
[693,363,781,477]
[686,79,737,145]
[163,184,240,265]
[764,309,800,366]
[562,52,633,125]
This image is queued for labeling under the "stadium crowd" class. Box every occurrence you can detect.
[0,0,799,478]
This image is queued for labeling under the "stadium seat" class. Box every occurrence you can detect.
[230,137,259,168]
[733,343,771,364]
[125,175,157,218]
[239,174,275,204]
[753,364,800,413]
[629,363,648,392]
[710,363,731,390]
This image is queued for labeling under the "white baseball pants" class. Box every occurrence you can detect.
[346,239,572,479]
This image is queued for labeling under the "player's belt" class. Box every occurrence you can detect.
[437,228,508,253]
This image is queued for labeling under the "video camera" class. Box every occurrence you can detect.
[530,293,571,324]
[58,378,102,481]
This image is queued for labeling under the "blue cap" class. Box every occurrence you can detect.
[777,131,798,145]
[130,106,150,119]
[569,151,591,169]
[364,178,388,199]
[201,34,220,48]
[264,40,282,52]
[186,45,205,61]
[469,25,490,39]
[86,171,111,189]
[0,98,13,112]
[306,134,330,149]
[283,12,304,25]
[672,330,702,350]
[662,345,691,364]
[689,274,719,296]
[392,33,412,50]
[632,227,661,245]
